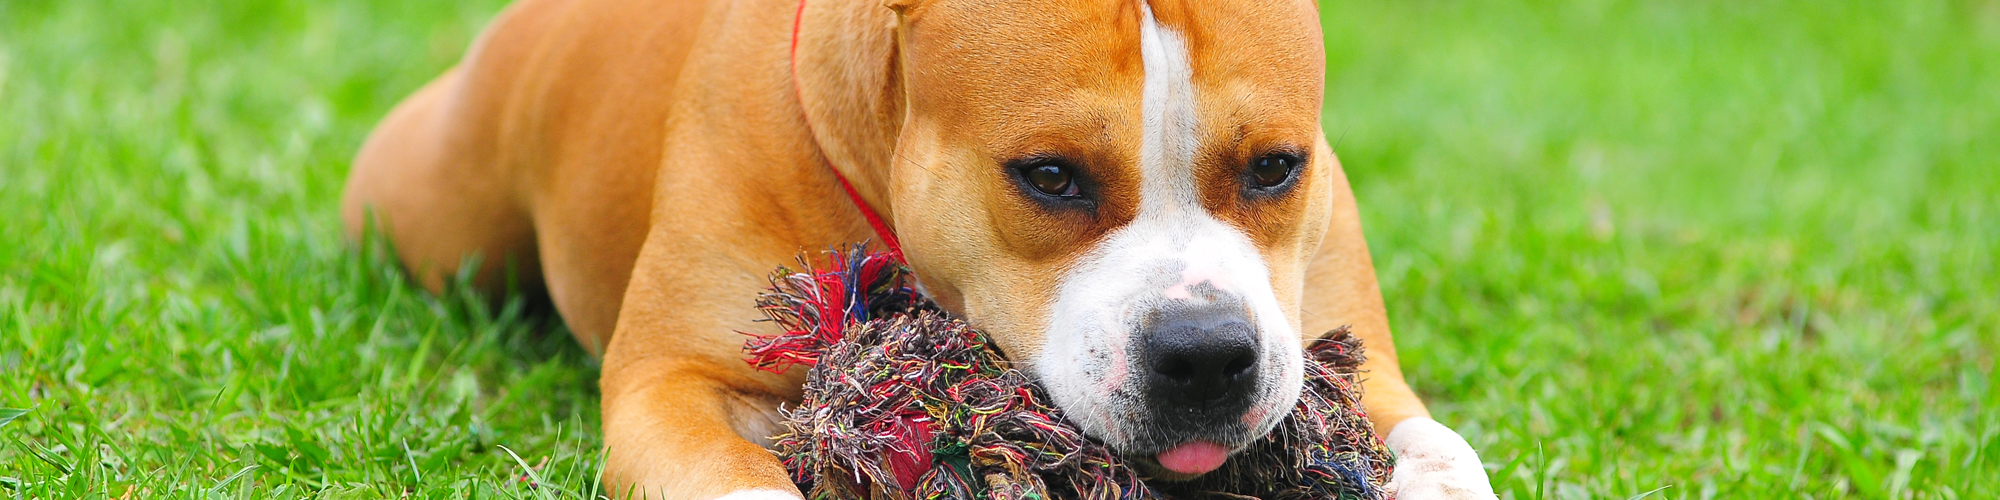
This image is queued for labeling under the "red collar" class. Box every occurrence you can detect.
[791,0,906,262]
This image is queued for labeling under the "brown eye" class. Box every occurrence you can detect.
[1250,154,1297,189]
[1023,163,1078,196]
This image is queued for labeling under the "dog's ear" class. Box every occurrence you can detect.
[881,0,920,15]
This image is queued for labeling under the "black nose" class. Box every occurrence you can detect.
[1144,311,1259,408]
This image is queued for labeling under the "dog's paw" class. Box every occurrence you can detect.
[713,489,802,500]
[1385,417,1498,500]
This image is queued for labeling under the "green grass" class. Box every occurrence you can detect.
[1,0,1994,498]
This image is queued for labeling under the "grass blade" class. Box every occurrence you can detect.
[0,408,28,429]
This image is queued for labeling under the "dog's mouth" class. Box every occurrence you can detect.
[1029,307,1307,479]
[1113,439,1244,481]
[1072,382,1288,476]
[1151,441,1234,476]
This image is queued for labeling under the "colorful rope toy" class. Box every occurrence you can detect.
[744,247,1394,500]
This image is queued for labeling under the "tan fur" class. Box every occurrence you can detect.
[342,0,1432,497]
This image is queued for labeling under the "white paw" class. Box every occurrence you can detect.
[713,489,802,500]
[1385,417,1498,500]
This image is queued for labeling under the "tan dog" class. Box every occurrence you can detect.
[341,0,1497,498]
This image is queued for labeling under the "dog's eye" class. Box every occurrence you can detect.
[1249,154,1298,189]
[1021,163,1079,197]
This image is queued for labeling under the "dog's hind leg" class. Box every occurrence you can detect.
[340,66,542,297]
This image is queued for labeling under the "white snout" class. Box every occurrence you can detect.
[1031,210,1303,451]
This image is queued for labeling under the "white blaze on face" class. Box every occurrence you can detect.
[1029,1,1306,451]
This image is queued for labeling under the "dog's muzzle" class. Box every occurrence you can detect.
[1032,216,1305,477]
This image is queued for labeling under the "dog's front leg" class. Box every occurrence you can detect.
[1299,141,1497,500]
[595,229,817,500]
[1380,416,1498,500]
[598,358,800,500]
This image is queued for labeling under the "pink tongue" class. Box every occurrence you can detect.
[1157,441,1231,475]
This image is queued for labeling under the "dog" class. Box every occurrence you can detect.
[340,0,1497,498]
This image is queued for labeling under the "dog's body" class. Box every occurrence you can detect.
[342,0,1495,498]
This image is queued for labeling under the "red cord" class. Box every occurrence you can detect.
[791,0,907,263]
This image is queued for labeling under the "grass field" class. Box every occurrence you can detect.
[2,0,1995,498]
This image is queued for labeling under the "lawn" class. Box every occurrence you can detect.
[1,0,1994,498]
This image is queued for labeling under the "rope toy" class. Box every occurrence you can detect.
[744,247,1394,500]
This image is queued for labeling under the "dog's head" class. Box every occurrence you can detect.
[883,0,1332,476]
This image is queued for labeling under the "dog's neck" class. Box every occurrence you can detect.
[793,0,906,226]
